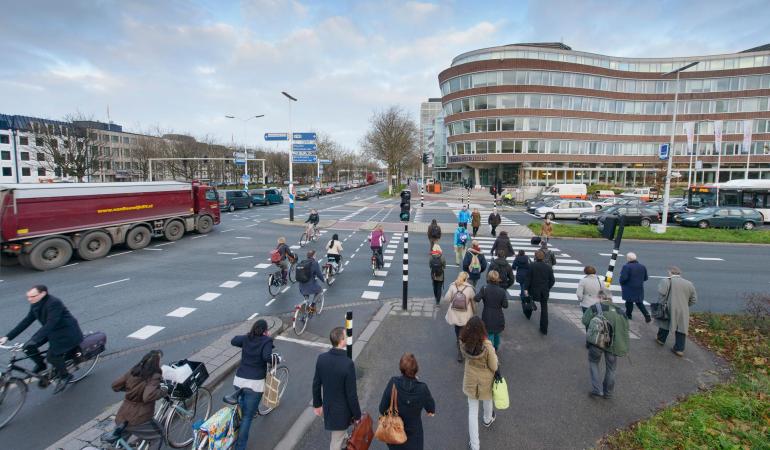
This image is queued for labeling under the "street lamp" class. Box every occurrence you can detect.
[661,60,699,231]
[225,114,265,189]
[282,91,298,221]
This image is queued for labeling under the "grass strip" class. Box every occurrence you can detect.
[379,184,407,198]
[528,223,770,244]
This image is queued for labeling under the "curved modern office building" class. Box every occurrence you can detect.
[437,42,770,187]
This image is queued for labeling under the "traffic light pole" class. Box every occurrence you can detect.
[603,215,626,288]
[402,223,408,311]
[420,160,424,208]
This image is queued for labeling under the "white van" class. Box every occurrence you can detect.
[622,187,658,202]
[541,183,587,200]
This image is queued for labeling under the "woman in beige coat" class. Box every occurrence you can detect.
[445,271,476,362]
[461,316,498,450]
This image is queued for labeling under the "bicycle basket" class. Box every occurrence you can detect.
[167,359,209,399]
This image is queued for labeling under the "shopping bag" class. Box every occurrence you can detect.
[262,370,282,409]
[492,373,509,410]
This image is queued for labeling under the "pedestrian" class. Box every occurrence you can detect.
[429,244,446,305]
[427,219,442,248]
[471,208,481,237]
[444,272,476,362]
[313,327,362,450]
[512,250,533,316]
[458,205,470,229]
[576,266,608,313]
[460,317,498,450]
[230,319,275,450]
[476,271,509,351]
[487,208,501,237]
[619,252,651,322]
[655,267,697,357]
[490,230,514,258]
[462,240,487,288]
[488,249,515,291]
[110,350,165,450]
[378,353,436,450]
[541,217,553,244]
[453,224,469,265]
[539,241,557,267]
[581,299,630,399]
[526,250,555,335]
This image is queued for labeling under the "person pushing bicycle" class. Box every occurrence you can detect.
[296,250,325,311]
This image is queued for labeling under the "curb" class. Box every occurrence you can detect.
[531,235,770,247]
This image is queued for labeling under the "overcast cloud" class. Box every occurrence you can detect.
[1,0,767,149]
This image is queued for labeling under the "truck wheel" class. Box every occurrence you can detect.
[17,253,31,268]
[126,226,152,249]
[164,220,185,241]
[228,204,235,212]
[77,231,112,260]
[196,216,214,234]
[28,238,73,271]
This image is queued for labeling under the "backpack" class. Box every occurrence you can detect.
[586,304,613,349]
[295,259,313,283]
[270,249,282,264]
[429,255,444,278]
[456,230,468,246]
[469,254,481,274]
[491,261,511,287]
[544,249,556,266]
[450,284,469,312]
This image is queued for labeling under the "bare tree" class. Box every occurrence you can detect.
[361,106,419,190]
[34,114,100,182]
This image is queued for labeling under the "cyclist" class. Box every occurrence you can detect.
[326,233,344,266]
[230,319,276,450]
[369,225,386,269]
[0,285,84,394]
[296,250,325,311]
[273,237,295,285]
[305,209,320,237]
[108,350,166,450]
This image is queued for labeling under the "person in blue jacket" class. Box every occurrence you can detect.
[457,205,471,228]
[453,225,469,265]
[619,252,651,322]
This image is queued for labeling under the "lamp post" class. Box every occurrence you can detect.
[225,114,264,189]
[282,91,298,221]
[661,61,699,231]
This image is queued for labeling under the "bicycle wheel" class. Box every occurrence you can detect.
[268,273,281,297]
[293,304,309,335]
[316,292,325,315]
[257,366,290,416]
[164,387,212,448]
[299,232,308,247]
[68,354,100,384]
[288,260,297,283]
[325,265,335,286]
[0,378,27,430]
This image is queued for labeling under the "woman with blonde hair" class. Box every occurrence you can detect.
[444,271,476,362]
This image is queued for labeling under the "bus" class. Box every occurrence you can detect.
[687,179,770,222]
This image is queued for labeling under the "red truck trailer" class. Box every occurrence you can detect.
[0,181,220,271]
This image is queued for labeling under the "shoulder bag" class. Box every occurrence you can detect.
[346,412,374,450]
[650,279,671,321]
[374,384,407,445]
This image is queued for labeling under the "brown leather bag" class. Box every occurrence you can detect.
[374,384,407,444]
[346,412,374,450]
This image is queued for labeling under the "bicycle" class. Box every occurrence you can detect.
[299,224,320,247]
[292,293,325,336]
[322,256,340,286]
[0,339,103,430]
[267,257,296,297]
[156,360,212,448]
[370,248,383,275]
[97,421,157,450]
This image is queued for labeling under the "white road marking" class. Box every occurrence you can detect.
[143,248,163,251]
[280,286,289,293]
[245,223,260,228]
[384,249,396,254]
[344,261,350,266]
[275,335,332,349]
[94,278,130,288]
[374,270,388,277]
[154,242,174,247]
[599,253,625,257]
[167,307,196,318]
[191,235,207,239]
[255,263,271,269]
[384,255,394,261]
[239,271,258,278]
[649,275,668,279]
[127,325,164,340]
[554,281,621,291]
[61,263,79,268]
[221,229,236,233]
[368,280,384,287]
[248,313,259,320]
[235,237,252,240]
[220,281,241,288]
[196,292,221,301]
[362,291,381,300]
[266,298,276,306]
[232,256,254,260]
[290,245,301,249]
[384,263,392,268]
[218,252,238,255]
[695,257,724,261]
[107,251,133,258]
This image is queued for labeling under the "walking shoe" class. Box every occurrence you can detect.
[655,338,665,346]
[589,391,603,399]
[671,348,684,357]
[483,411,496,428]
[53,374,73,394]
[603,393,613,400]
[644,316,652,323]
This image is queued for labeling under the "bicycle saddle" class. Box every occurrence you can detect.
[223,388,243,405]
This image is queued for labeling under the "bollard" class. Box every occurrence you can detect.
[345,311,353,359]
[402,224,408,310]
[420,183,424,208]
[603,216,626,287]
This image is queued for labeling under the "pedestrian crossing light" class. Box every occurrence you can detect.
[400,190,411,222]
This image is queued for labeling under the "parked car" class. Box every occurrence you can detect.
[296,189,311,200]
[594,197,640,210]
[219,190,252,212]
[526,196,561,214]
[645,199,691,221]
[597,206,661,229]
[579,205,623,224]
[593,189,616,199]
[535,200,596,220]
[249,188,283,205]
[678,206,763,230]
[324,185,335,194]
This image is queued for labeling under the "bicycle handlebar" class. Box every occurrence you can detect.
[0,343,24,351]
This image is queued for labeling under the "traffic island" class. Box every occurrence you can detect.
[528,223,770,244]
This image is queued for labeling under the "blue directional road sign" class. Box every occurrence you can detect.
[293,132,317,141]
[293,155,318,163]
[659,143,670,160]
[319,159,332,164]
[241,174,251,182]
[292,150,316,157]
[292,143,317,151]
[264,133,288,141]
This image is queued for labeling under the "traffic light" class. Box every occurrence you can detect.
[422,153,428,164]
[601,216,618,240]
[400,190,411,221]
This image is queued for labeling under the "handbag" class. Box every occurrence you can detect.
[346,412,374,450]
[262,364,282,410]
[650,279,672,321]
[374,384,407,445]
[492,372,509,410]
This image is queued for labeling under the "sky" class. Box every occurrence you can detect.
[1,0,768,150]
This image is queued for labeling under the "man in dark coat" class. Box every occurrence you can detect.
[1,285,84,393]
[526,251,556,335]
[313,327,362,450]
[487,209,502,237]
[427,219,442,247]
[619,252,651,322]
[490,231,514,258]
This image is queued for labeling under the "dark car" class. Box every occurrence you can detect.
[526,196,560,214]
[678,206,764,230]
[645,199,691,222]
[296,189,311,200]
[596,206,661,230]
[578,205,623,224]
[219,190,252,212]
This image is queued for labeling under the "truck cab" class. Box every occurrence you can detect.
[192,182,221,225]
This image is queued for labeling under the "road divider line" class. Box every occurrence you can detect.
[266,298,276,306]
[276,335,332,349]
[248,313,259,320]
[235,237,252,240]
[127,325,164,340]
[61,263,79,268]
[154,242,174,247]
[196,292,221,301]
[218,252,238,255]
[167,307,196,318]
[280,286,289,293]
[220,281,241,288]
[191,235,207,239]
[695,257,724,261]
[107,251,133,258]
[239,271,258,278]
[94,278,130,288]
[232,256,254,260]
[221,229,236,233]
[143,248,163,251]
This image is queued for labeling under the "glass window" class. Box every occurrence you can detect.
[449,78,461,92]
[475,96,488,110]
[21,167,31,177]
[35,137,44,147]
[488,119,498,132]
[19,136,29,145]
[501,141,514,153]
[472,73,487,87]
[2,167,11,176]
[475,119,487,132]
[20,152,30,161]
[1,150,10,160]
[502,71,516,85]
[37,168,46,176]
[500,118,515,131]
[476,141,488,153]
[0,134,9,144]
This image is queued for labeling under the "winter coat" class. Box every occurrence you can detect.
[576,274,608,309]
[6,294,83,355]
[298,258,325,296]
[462,248,488,282]
[326,240,344,256]
[619,261,648,302]
[512,255,531,289]
[231,334,274,381]
[429,254,446,282]
[527,261,555,295]
[490,235,514,258]
[277,242,294,261]
[444,282,477,326]
[370,229,386,248]
[453,227,469,247]
[488,257,515,289]
[476,284,509,333]
[113,372,165,426]
[313,348,362,431]
[487,213,501,227]
[306,213,320,225]
[427,224,441,242]
[581,303,630,357]
[541,248,557,266]
[458,209,471,224]
[461,339,498,400]
[656,276,697,335]
[541,221,553,238]
[378,376,436,450]
[471,211,481,227]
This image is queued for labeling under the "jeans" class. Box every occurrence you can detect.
[432,280,443,304]
[467,397,493,450]
[235,389,263,450]
[490,225,497,236]
[472,226,479,236]
[588,345,616,397]
[488,332,500,350]
[625,300,651,320]
[657,328,687,352]
[330,430,347,450]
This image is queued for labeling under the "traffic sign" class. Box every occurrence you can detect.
[293,132,317,141]
[264,133,288,141]
[659,143,670,160]
[292,143,317,151]
[234,158,245,165]
[241,174,250,182]
[292,150,316,157]
[293,155,318,163]
[319,159,332,164]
